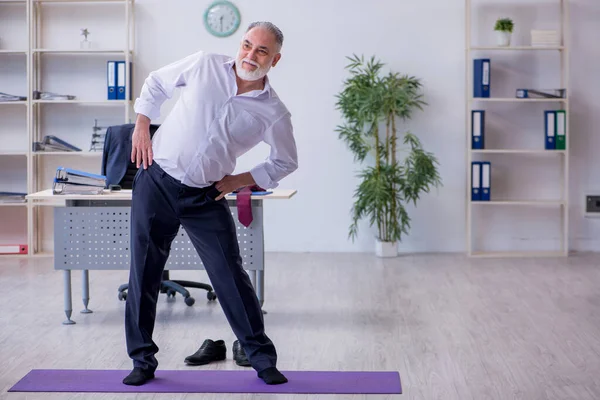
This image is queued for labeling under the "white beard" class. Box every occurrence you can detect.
[235,56,271,81]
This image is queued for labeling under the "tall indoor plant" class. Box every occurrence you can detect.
[335,54,442,257]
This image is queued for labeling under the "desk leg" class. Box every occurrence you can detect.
[249,270,257,290]
[81,270,93,314]
[257,270,266,314]
[63,270,75,325]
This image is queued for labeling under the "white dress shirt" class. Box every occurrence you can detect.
[133,51,298,189]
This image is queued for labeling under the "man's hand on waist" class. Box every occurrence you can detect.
[131,114,153,169]
[215,172,256,200]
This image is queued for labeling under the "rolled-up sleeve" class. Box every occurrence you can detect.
[134,51,205,121]
[250,113,298,189]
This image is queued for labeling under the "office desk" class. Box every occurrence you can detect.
[27,188,296,325]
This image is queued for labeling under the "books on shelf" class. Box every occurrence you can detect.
[52,167,107,195]
[545,110,567,150]
[471,161,491,201]
[530,30,560,47]
[516,88,566,99]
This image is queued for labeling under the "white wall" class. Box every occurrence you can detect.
[6,0,598,253]
[132,0,600,253]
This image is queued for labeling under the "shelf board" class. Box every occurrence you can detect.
[470,250,566,258]
[0,202,27,207]
[471,98,567,103]
[470,46,564,51]
[471,149,566,154]
[0,101,27,105]
[33,0,128,2]
[0,50,27,54]
[33,151,102,157]
[0,151,28,156]
[471,200,565,206]
[33,49,131,55]
[33,100,129,105]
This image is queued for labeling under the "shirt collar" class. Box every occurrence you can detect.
[224,57,272,98]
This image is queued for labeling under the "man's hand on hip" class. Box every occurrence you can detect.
[131,115,153,169]
[215,172,256,200]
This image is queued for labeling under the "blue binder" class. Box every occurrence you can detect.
[117,61,125,100]
[471,161,482,201]
[474,59,490,98]
[471,110,485,149]
[107,61,117,100]
[544,110,556,150]
[481,161,491,201]
[116,61,132,100]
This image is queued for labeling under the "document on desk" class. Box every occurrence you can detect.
[52,180,105,195]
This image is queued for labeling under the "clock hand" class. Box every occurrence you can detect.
[220,15,223,31]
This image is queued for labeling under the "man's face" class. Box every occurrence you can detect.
[235,27,281,82]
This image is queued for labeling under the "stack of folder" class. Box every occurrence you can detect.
[33,136,81,152]
[544,110,566,150]
[0,192,27,203]
[471,161,491,201]
[52,167,106,195]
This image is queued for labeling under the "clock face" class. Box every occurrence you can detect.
[204,1,241,37]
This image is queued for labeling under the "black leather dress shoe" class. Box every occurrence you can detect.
[184,339,227,365]
[233,340,251,367]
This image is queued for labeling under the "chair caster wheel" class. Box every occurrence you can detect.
[207,291,217,301]
[185,296,195,306]
[167,290,176,298]
[118,292,127,301]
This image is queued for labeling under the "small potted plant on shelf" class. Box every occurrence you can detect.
[494,17,514,46]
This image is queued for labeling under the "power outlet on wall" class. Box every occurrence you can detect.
[585,195,600,218]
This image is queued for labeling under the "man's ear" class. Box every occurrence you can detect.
[272,53,281,67]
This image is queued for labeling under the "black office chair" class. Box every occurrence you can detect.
[102,123,217,306]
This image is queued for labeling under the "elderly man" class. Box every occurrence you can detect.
[122,21,297,386]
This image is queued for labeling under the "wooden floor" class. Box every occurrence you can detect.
[1,252,600,399]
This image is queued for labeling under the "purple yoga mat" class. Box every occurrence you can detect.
[9,369,401,394]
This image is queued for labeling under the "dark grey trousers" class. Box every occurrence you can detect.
[124,161,277,373]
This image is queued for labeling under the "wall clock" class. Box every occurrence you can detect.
[204,1,241,38]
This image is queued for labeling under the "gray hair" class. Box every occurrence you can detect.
[246,21,284,52]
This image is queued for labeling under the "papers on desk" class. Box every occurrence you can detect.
[52,167,107,195]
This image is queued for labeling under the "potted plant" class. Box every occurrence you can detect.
[494,17,514,46]
[335,55,442,257]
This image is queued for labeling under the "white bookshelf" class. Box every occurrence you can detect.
[0,0,134,256]
[0,0,30,252]
[465,0,570,257]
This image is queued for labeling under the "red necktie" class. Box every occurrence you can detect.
[237,186,253,227]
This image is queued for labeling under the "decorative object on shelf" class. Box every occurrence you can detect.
[80,28,91,49]
[90,119,106,151]
[494,17,514,46]
[204,1,241,37]
[335,54,442,258]
[531,29,559,47]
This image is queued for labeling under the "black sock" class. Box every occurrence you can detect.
[122,367,155,386]
[258,367,288,385]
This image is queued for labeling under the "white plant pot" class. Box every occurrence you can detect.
[496,31,511,46]
[375,239,398,258]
